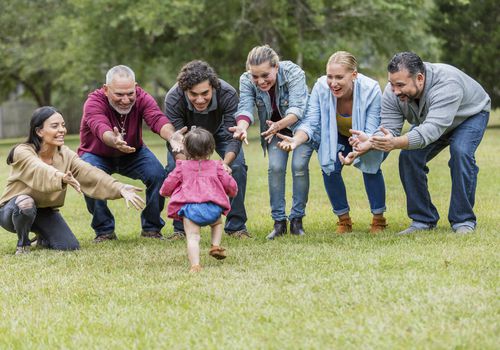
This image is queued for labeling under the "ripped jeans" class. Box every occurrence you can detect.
[267,136,314,221]
[0,196,79,250]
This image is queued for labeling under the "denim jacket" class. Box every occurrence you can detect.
[236,60,308,151]
[298,73,384,175]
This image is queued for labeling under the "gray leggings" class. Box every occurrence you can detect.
[0,196,79,250]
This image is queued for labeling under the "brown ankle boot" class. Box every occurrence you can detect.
[370,215,387,233]
[336,215,352,234]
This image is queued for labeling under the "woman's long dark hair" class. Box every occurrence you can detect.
[6,106,59,165]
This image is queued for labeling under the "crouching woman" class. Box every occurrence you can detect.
[0,106,144,254]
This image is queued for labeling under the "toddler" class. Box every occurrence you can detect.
[160,128,238,273]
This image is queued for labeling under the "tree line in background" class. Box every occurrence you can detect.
[0,0,498,129]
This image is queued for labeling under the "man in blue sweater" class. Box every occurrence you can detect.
[346,52,490,235]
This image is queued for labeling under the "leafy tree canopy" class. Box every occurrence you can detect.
[3,0,469,124]
[429,0,499,107]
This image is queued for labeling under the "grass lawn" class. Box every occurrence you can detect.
[0,112,499,349]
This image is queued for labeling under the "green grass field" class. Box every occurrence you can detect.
[0,113,499,349]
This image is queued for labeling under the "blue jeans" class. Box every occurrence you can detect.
[399,110,489,230]
[322,134,386,216]
[165,140,248,233]
[267,136,314,221]
[81,146,166,236]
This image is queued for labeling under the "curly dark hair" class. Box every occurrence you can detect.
[177,60,220,91]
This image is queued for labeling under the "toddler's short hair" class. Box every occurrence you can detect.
[184,127,215,160]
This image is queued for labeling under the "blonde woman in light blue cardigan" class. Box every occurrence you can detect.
[278,51,387,233]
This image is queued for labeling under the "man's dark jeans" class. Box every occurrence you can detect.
[81,146,166,236]
[399,110,489,230]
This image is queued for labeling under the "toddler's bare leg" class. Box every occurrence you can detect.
[183,218,201,267]
[210,217,223,247]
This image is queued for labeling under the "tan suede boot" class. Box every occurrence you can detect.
[370,215,388,233]
[336,214,352,234]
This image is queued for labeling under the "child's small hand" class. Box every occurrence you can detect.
[222,162,232,175]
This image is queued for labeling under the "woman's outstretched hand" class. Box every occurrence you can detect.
[338,151,358,166]
[349,129,373,154]
[348,129,369,145]
[62,171,82,194]
[120,185,145,210]
[276,133,297,152]
[229,125,249,145]
[261,120,281,143]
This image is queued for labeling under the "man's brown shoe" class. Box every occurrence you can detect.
[370,216,388,233]
[93,232,117,243]
[166,230,186,241]
[228,230,252,239]
[140,231,164,240]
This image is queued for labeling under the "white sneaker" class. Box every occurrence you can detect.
[396,224,435,236]
[454,226,474,235]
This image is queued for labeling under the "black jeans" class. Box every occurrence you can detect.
[0,197,79,250]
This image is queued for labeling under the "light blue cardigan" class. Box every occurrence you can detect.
[298,73,384,175]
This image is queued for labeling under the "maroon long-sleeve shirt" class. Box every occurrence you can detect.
[78,86,170,157]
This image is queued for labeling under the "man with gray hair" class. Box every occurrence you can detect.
[78,65,185,242]
[343,52,490,235]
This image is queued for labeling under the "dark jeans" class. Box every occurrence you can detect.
[399,110,489,230]
[165,140,248,233]
[322,134,386,216]
[0,196,79,250]
[81,146,166,236]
